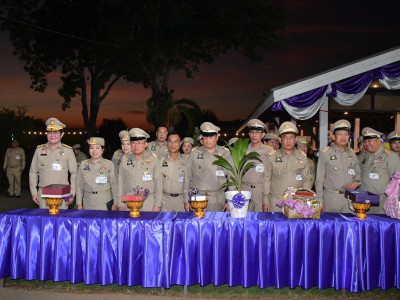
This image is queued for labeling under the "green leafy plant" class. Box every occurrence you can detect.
[212,138,261,193]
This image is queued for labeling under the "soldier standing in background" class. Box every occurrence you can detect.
[242,119,272,212]
[360,127,400,214]
[111,130,131,178]
[315,120,360,212]
[29,117,77,209]
[72,144,88,167]
[387,131,400,157]
[183,122,231,211]
[181,137,194,157]
[160,131,186,211]
[263,121,312,212]
[3,139,25,198]
[147,125,168,158]
[296,137,316,187]
[263,133,279,150]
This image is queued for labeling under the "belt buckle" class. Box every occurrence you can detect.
[93,191,98,194]
[251,185,256,188]
[170,193,179,197]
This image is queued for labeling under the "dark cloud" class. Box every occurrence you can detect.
[125,110,145,115]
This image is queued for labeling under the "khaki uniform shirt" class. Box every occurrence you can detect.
[160,153,186,212]
[183,145,231,211]
[75,151,88,167]
[147,141,168,159]
[29,143,77,208]
[117,152,162,210]
[111,149,124,178]
[76,158,117,210]
[265,148,312,212]
[242,144,273,212]
[4,147,25,169]
[360,146,400,213]
[315,145,361,212]
[308,158,316,187]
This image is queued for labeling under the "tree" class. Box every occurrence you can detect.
[0,0,133,136]
[146,90,200,133]
[126,0,286,126]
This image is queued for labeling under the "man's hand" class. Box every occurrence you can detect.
[76,204,83,210]
[32,195,39,205]
[184,202,192,212]
[20,168,24,174]
[3,167,6,173]
[153,206,161,212]
[111,204,117,211]
[224,203,229,212]
[262,204,270,212]
[344,181,360,191]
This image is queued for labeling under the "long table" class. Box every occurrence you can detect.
[0,209,399,292]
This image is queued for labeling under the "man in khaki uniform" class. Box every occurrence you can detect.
[242,119,273,212]
[181,137,194,158]
[117,128,162,212]
[360,127,400,214]
[160,131,186,212]
[111,130,131,178]
[72,144,88,167]
[387,131,400,157]
[147,125,168,158]
[3,139,25,197]
[29,118,77,209]
[296,137,316,187]
[184,122,231,211]
[315,120,361,213]
[357,136,367,165]
[76,137,117,210]
[263,121,312,212]
[263,133,279,150]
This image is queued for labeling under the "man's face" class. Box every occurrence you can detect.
[390,140,400,153]
[332,130,350,148]
[131,139,148,156]
[364,138,381,154]
[249,130,265,144]
[203,135,218,150]
[297,143,307,153]
[156,127,168,143]
[73,148,79,155]
[279,133,297,151]
[167,134,181,154]
[46,131,64,145]
[11,140,19,148]
[265,139,279,150]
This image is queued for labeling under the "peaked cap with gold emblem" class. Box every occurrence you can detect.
[87,137,105,146]
[182,137,194,145]
[332,119,351,132]
[129,128,150,140]
[362,127,382,140]
[387,130,400,142]
[247,119,267,131]
[45,117,66,132]
[279,121,298,135]
[119,130,130,142]
[200,122,220,137]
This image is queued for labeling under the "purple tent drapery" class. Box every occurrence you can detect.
[272,61,400,114]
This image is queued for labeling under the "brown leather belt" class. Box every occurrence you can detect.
[91,189,110,194]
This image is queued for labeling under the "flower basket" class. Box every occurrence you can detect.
[279,187,321,219]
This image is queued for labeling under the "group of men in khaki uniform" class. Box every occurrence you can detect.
[27,116,399,215]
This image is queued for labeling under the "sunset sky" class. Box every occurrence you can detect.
[0,0,399,131]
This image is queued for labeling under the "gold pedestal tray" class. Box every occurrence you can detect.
[352,201,371,219]
[189,200,208,218]
[45,198,63,215]
[126,200,144,218]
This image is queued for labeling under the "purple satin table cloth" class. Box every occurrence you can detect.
[170,212,400,292]
[0,209,176,287]
[0,210,399,291]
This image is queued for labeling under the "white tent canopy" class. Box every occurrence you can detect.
[237,46,400,148]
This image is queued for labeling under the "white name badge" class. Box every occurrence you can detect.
[348,168,355,176]
[142,174,153,181]
[369,172,379,180]
[216,170,225,177]
[95,176,108,184]
[16,155,21,160]
[255,164,264,173]
[178,176,184,183]
[295,174,303,181]
[52,162,62,171]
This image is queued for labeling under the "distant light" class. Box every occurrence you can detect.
[34,131,37,135]
[28,132,31,135]
[390,115,395,119]
[68,132,70,134]
[344,112,349,115]
[297,124,300,127]
[224,133,227,137]
[73,132,76,135]
[39,132,42,135]
[372,83,379,88]
[242,133,245,136]
[79,131,82,135]
[316,120,319,123]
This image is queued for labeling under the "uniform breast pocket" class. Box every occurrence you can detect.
[193,162,205,174]
[272,164,285,176]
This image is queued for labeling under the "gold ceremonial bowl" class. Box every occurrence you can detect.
[352,201,371,219]
[189,199,208,218]
[126,196,144,218]
[45,198,63,215]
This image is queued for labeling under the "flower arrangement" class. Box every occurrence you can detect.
[132,186,150,199]
[63,194,74,203]
[277,187,321,219]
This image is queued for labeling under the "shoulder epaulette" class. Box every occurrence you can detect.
[103,158,111,162]
[385,149,392,155]
[82,159,89,163]
[299,149,307,156]
[114,149,121,154]
[269,150,277,156]
[222,146,229,151]
[151,152,158,158]
[192,146,198,151]
[37,144,46,148]
[63,143,72,149]
[349,148,355,153]
[322,146,329,153]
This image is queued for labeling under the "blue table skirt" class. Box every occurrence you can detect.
[0,209,399,291]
